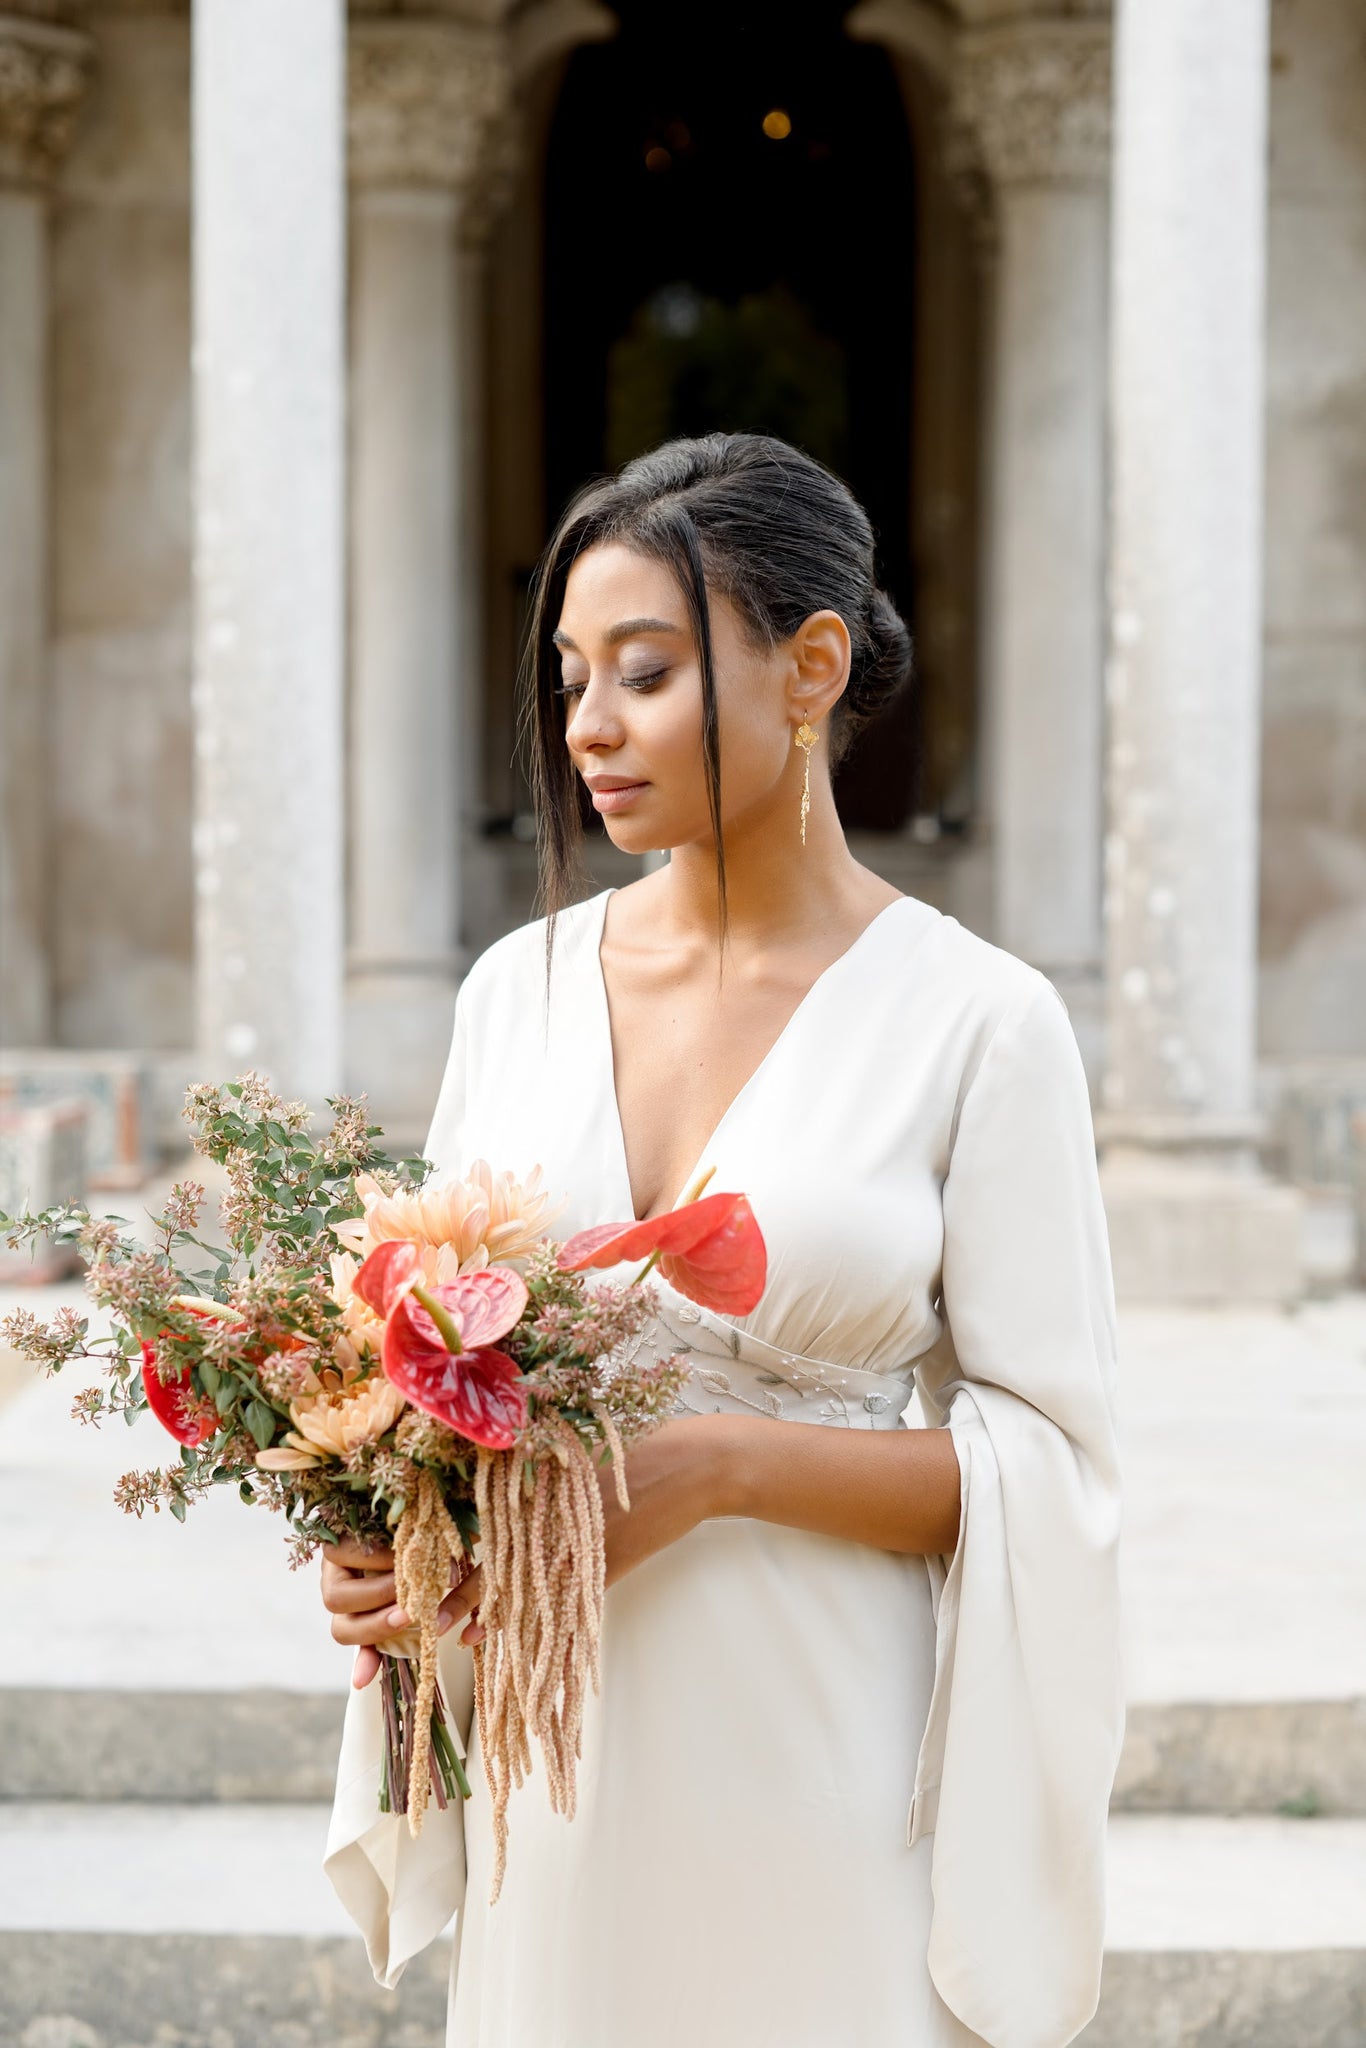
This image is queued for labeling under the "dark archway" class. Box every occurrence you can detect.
[542,0,923,830]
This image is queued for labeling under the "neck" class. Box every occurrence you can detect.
[655,776,870,950]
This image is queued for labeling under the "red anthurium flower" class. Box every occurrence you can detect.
[140,1333,217,1447]
[382,1296,527,1449]
[557,1190,767,1317]
[140,1296,308,1448]
[352,1242,530,1449]
[351,1239,424,1321]
[352,1242,527,1349]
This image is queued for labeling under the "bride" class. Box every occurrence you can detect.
[319,432,1124,2048]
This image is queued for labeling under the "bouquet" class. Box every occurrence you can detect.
[0,1072,766,1902]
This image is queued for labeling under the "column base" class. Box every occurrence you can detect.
[1099,1149,1304,1307]
[344,971,459,1148]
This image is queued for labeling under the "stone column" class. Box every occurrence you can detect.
[191,0,346,1103]
[1097,0,1301,1302]
[950,20,1111,1070]
[345,19,514,1130]
[0,18,94,1045]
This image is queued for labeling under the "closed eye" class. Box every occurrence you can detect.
[558,669,668,699]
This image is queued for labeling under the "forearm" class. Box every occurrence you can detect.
[713,1414,962,1557]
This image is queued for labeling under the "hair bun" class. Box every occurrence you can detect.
[848,588,913,725]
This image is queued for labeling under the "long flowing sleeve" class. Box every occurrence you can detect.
[909,972,1125,2048]
[322,990,477,1987]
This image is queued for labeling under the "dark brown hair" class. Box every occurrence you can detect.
[520,431,912,949]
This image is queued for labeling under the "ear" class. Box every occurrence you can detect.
[785,609,851,731]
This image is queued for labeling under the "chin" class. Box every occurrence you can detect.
[602,820,661,857]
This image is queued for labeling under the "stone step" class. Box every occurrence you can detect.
[1114,1695,1366,1817]
[0,1932,449,2048]
[1081,1814,1366,2047]
[0,1687,347,1804]
[0,1806,1361,2047]
[4,1683,1363,1815]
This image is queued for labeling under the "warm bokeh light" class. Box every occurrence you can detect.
[644,145,671,173]
[761,108,792,140]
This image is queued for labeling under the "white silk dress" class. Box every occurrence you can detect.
[324,888,1125,2048]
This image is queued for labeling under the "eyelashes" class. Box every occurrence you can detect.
[558,669,669,700]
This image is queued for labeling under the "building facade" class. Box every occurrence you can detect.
[1,0,1363,1297]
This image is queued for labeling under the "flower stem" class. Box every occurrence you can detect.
[411,1282,463,1353]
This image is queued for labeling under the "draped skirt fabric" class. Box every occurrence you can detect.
[447,1503,985,2048]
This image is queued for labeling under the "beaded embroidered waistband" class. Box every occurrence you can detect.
[629,1293,916,1432]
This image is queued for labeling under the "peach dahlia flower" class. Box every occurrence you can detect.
[255,1372,407,1471]
[334,1161,561,1275]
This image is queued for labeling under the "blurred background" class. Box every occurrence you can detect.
[1,3,1365,2044]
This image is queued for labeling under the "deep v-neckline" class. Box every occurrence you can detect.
[590,887,916,1224]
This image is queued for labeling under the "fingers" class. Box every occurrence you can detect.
[444,1574,486,1646]
[385,1565,486,1646]
[321,1555,397,1615]
[329,1601,414,1651]
[353,1644,381,1689]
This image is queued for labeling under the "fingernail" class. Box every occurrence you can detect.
[386,1608,407,1628]
[463,1622,485,1645]
[436,1609,454,1635]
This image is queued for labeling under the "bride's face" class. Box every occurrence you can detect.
[554,540,794,857]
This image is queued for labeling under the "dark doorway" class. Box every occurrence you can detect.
[542,0,922,830]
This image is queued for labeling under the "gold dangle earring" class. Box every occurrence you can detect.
[794,718,818,846]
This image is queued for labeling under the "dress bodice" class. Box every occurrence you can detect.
[431,889,963,1383]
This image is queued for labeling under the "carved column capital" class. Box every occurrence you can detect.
[950,19,1111,191]
[0,13,96,191]
[347,19,517,242]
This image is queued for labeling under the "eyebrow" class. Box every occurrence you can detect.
[551,616,683,651]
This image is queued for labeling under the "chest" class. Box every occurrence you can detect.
[604,957,822,1222]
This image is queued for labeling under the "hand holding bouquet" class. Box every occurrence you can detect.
[0,1073,766,1902]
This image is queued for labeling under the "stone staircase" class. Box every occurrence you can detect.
[3,1275,1365,2047]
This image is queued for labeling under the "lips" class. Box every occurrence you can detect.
[585,777,649,814]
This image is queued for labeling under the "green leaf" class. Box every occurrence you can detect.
[245,1399,275,1450]
[199,1361,220,1397]
[239,1479,256,1504]
[214,1383,236,1416]
[169,1495,187,1522]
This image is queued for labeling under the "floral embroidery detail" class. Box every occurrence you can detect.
[631,1296,912,1433]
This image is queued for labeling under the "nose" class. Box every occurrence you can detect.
[565,674,624,757]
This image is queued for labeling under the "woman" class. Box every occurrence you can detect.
[321,433,1125,2048]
